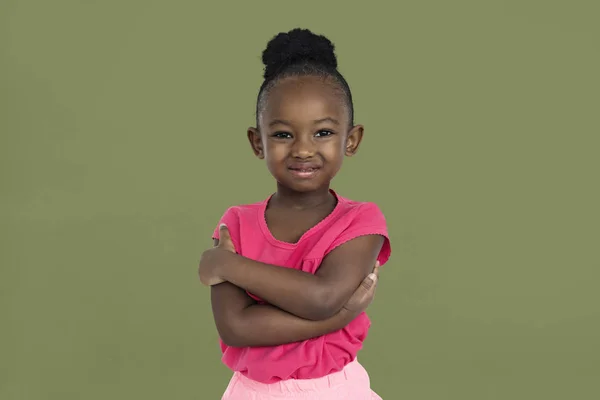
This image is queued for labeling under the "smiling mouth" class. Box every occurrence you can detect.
[288,167,320,178]
[290,167,319,172]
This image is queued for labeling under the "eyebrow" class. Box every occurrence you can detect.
[268,117,340,127]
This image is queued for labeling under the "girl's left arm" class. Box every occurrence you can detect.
[204,225,385,321]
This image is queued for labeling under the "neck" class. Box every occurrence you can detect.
[271,183,335,211]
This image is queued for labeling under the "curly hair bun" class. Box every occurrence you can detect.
[261,28,337,81]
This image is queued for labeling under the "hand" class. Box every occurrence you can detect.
[340,260,380,319]
[198,224,236,286]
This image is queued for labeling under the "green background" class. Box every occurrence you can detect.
[1,1,599,399]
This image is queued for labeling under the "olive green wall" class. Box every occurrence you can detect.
[1,1,598,399]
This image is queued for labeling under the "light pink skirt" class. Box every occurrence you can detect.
[221,359,382,399]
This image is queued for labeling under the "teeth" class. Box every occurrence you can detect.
[291,167,317,173]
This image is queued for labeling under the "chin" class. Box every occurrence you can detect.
[271,169,333,193]
[282,180,329,193]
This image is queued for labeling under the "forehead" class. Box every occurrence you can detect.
[260,76,348,127]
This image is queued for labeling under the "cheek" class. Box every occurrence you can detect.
[322,140,345,160]
[264,142,288,161]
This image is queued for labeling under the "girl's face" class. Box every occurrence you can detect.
[248,75,364,193]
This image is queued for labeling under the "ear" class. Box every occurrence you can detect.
[247,127,264,159]
[344,124,364,157]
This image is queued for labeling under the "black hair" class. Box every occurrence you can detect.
[256,28,354,127]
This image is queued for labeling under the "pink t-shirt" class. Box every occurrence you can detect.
[211,189,391,384]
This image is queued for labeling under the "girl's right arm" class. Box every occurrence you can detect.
[211,269,378,348]
[211,283,342,347]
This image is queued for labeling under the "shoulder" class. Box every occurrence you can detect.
[212,197,266,240]
[215,197,265,221]
[335,194,388,230]
[321,193,391,265]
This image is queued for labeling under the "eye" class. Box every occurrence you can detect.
[315,130,334,137]
[272,131,292,139]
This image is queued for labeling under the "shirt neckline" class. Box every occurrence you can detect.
[258,189,344,249]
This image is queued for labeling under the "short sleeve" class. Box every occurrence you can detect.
[211,207,241,253]
[325,202,392,266]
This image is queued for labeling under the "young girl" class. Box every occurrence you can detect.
[198,28,392,399]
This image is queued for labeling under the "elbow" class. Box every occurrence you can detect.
[216,324,236,347]
[216,312,265,348]
[310,287,343,321]
[220,333,246,348]
[215,320,248,348]
[218,327,247,348]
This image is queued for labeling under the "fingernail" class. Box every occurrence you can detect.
[220,223,227,229]
[368,273,377,281]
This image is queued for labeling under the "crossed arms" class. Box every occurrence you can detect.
[199,226,384,347]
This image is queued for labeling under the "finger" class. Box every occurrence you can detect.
[360,272,378,291]
[373,261,381,278]
[362,273,378,304]
[372,260,380,272]
[218,224,231,244]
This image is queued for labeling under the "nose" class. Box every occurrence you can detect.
[291,135,316,159]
